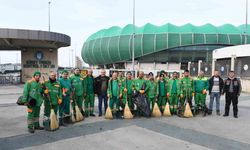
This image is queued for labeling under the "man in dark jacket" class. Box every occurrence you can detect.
[223,71,241,118]
[94,69,110,116]
[208,70,224,115]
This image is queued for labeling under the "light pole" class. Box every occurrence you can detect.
[72,49,74,68]
[245,0,248,44]
[132,0,135,73]
[48,1,51,32]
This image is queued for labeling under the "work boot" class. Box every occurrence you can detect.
[28,128,35,133]
[59,118,67,127]
[223,114,229,117]
[207,109,212,115]
[90,113,96,117]
[234,113,238,118]
[216,110,220,116]
[34,126,44,130]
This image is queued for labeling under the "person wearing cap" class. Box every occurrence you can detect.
[180,70,194,112]
[167,72,181,114]
[193,71,209,116]
[107,72,123,119]
[223,71,241,118]
[22,71,44,133]
[157,73,167,113]
[84,69,95,117]
[43,72,62,131]
[121,71,134,111]
[59,70,72,126]
[146,72,158,111]
[70,68,85,116]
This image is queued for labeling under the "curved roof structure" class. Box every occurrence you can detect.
[82,23,250,65]
[0,28,71,50]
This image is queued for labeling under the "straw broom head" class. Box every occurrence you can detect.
[70,104,76,123]
[163,102,171,116]
[50,109,59,130]
[151,102,162,117]
[183,103,193,118]
[105,106,113,119]
[124,103,133,119]
[75,105,84,122]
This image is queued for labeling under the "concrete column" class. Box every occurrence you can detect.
[138,61,140,70]
[124,62,126,70]
[231,55,236,71]
[179,62,182,77]
[212,58,216,76]
[198,60,202,73]
[188,61,191,71]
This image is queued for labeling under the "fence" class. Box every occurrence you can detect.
[0,73,21,85]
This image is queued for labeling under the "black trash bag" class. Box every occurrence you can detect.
[131,82,150,117]
[16,96,25,106]
[28,98,36,107]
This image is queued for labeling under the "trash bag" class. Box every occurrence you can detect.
[132,90,150,117]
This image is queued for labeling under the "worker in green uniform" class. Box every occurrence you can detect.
[134,71,148,93]
[160,70,169,83]
[147,72,158,111]
[107,72,122,118]
[84,69,95,117]
[167,72,181,114]
[70,68,85,116]
[43,72,62,131]
[22,71,44,133]
[193,71,209,115]
[59,70,72,126]
[121,71,134,111]
[118,71,125,82]
[157,73,167,113]
[180,69,194,111]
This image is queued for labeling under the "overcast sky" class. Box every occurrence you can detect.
[0,0,248,66]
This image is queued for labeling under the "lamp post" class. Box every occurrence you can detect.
[245,0,248,44]
[48,1,51,32]
[132,0,135,72]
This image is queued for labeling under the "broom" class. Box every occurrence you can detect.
[72,87,84,122]
[70,102,76,123]
[163,102,171,116]
[151,101,162,117]
[183,102,193,118]
[46,89,59,130]
[124,94,133,119]
[105,97,113,119]
[43,76,59,130]
[183,89,193,118]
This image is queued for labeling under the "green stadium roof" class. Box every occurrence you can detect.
[82,23,250,65]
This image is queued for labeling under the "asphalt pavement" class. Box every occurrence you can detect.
[0,85,249,150]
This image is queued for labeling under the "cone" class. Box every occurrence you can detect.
[70,104,76,123]
[163,102,171,116]
[124,103,133,119]
[105,106,113,119]
[151,102,162,117]
[75,106,84,122]
[183,103,193,118]
[50,109,59,130]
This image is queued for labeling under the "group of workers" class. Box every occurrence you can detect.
[21,68,241,133]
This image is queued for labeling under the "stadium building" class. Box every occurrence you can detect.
[82,23,250,76]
